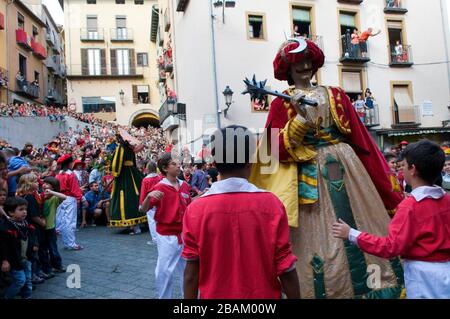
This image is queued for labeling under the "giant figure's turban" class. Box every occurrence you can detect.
[273,39,325,81]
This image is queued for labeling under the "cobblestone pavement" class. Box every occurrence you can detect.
[31,226,183,299]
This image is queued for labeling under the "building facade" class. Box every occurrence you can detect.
[64,0,160,127]
[159,0,450,151]
[0,0,7,104]
[4,0,48,106]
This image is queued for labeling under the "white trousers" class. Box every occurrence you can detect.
[56,197,78,249]
[146,209,158,243]
[155,232,185,299]
[404,260,450,299]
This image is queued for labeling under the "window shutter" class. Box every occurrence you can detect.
[81,49,88,75]
[110,49,117,75]
[137,53,142,67]
[132,85,138,104]
[129,48,136,75]
[100,49,107,75]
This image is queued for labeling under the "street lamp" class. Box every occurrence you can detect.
[119,89,125,105]
[222,85,234,117]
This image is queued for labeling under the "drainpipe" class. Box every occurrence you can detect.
[209,0,221,129]
[440,0,450,98]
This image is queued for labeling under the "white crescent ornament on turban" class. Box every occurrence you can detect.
[288,37,308,54]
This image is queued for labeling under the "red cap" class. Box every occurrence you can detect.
[273,39,325,81]
[400,141,409,145]
[57,154,73,165]
[73,159,86,168]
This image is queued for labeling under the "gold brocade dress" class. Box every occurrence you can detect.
[251,86,404,299]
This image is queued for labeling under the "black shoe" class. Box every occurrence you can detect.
[53,267,66,273]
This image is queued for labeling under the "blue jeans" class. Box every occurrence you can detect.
[4,260,32,299]
[42,228,62,272]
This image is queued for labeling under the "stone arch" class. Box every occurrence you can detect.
[129,109,160,128]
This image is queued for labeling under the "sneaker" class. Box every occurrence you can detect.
[32,275,45,284]
[67,245,83,251]
[146,241,153,245]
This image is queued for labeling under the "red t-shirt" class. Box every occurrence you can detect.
[150,179,191,237]
[139,174,163,205]
[357,194,450,262]
[182,192,297,299]
[55,170,83,201]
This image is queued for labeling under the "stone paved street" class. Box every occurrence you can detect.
[31,226,183,299]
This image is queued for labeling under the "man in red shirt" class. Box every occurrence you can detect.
[148,153,191,299]
[55,154,83,250]
[333,140,450,298]
[183,125,300,299]
[139,161,163,244]
[359,28,381,57]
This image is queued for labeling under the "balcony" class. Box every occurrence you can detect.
[16,29,33,51]
[392,105,421,128]
[384,0,408,14]
[176,0,190,12]
[46,88,64,105]
[388,45,413,67]
[46,32,55,46]
[45,55,59,72]
[66,64,144,79]
[0,12,4,30]
[80,28,105,42]
[159,99,186,127]
[339,37,370,64]
[31,39,47,60]
[110,28,133,42]
[337,0,363,4]
[16,79,40,99]
[164,9,170,32]
[0,67,8,88]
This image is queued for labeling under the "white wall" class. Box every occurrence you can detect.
[171,0,450,149]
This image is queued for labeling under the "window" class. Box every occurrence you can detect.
[247,13,266,40]
[116,0,125,4]
[32,25,38,38]
[34,71,39,84]
[86,16,99,39]
[82,97,116,113]
[339,12,357,36]
[392,83,416,123]
[116,49,130,75]
[19,54,27,80]
[137,53,148,67]
[88,49,101,75]
[135,0,144,4]
[87,0,96,3]
[133,85,149,104]
[17,12,25,29]
[292,7,312,38]
[116,16,127,40]
[341,69,364,102]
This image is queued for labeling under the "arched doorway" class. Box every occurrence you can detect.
[131,111,160,128]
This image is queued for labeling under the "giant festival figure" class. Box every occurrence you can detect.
[249,38,405,298]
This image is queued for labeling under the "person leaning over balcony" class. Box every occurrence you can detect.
[359,28,381,58]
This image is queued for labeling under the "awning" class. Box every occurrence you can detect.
[377,127,450,137]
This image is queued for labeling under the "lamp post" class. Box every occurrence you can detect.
[119,89,125,105]
[222,85,234,117]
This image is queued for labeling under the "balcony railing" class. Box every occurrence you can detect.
[0,12,4,30]
[45,55,59,73]
[388,45,413,67]
[0,67,8,88]
[16,29,33,51]
[31,39,47,60]
[392,105,421,127]
[66,64,144,78]
[159,99,186,124]
[46,88,64,105]
[16,79,40,99]
[80,28,105,41]
[46,32,55,46]
[339,36,370,63]
[110,28,133,41]
[384,0,408,14]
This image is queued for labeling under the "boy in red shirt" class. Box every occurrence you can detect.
[333,140,450,298]
[139,161,163,244]
[182,125,300,299]
[148,153,191,299]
